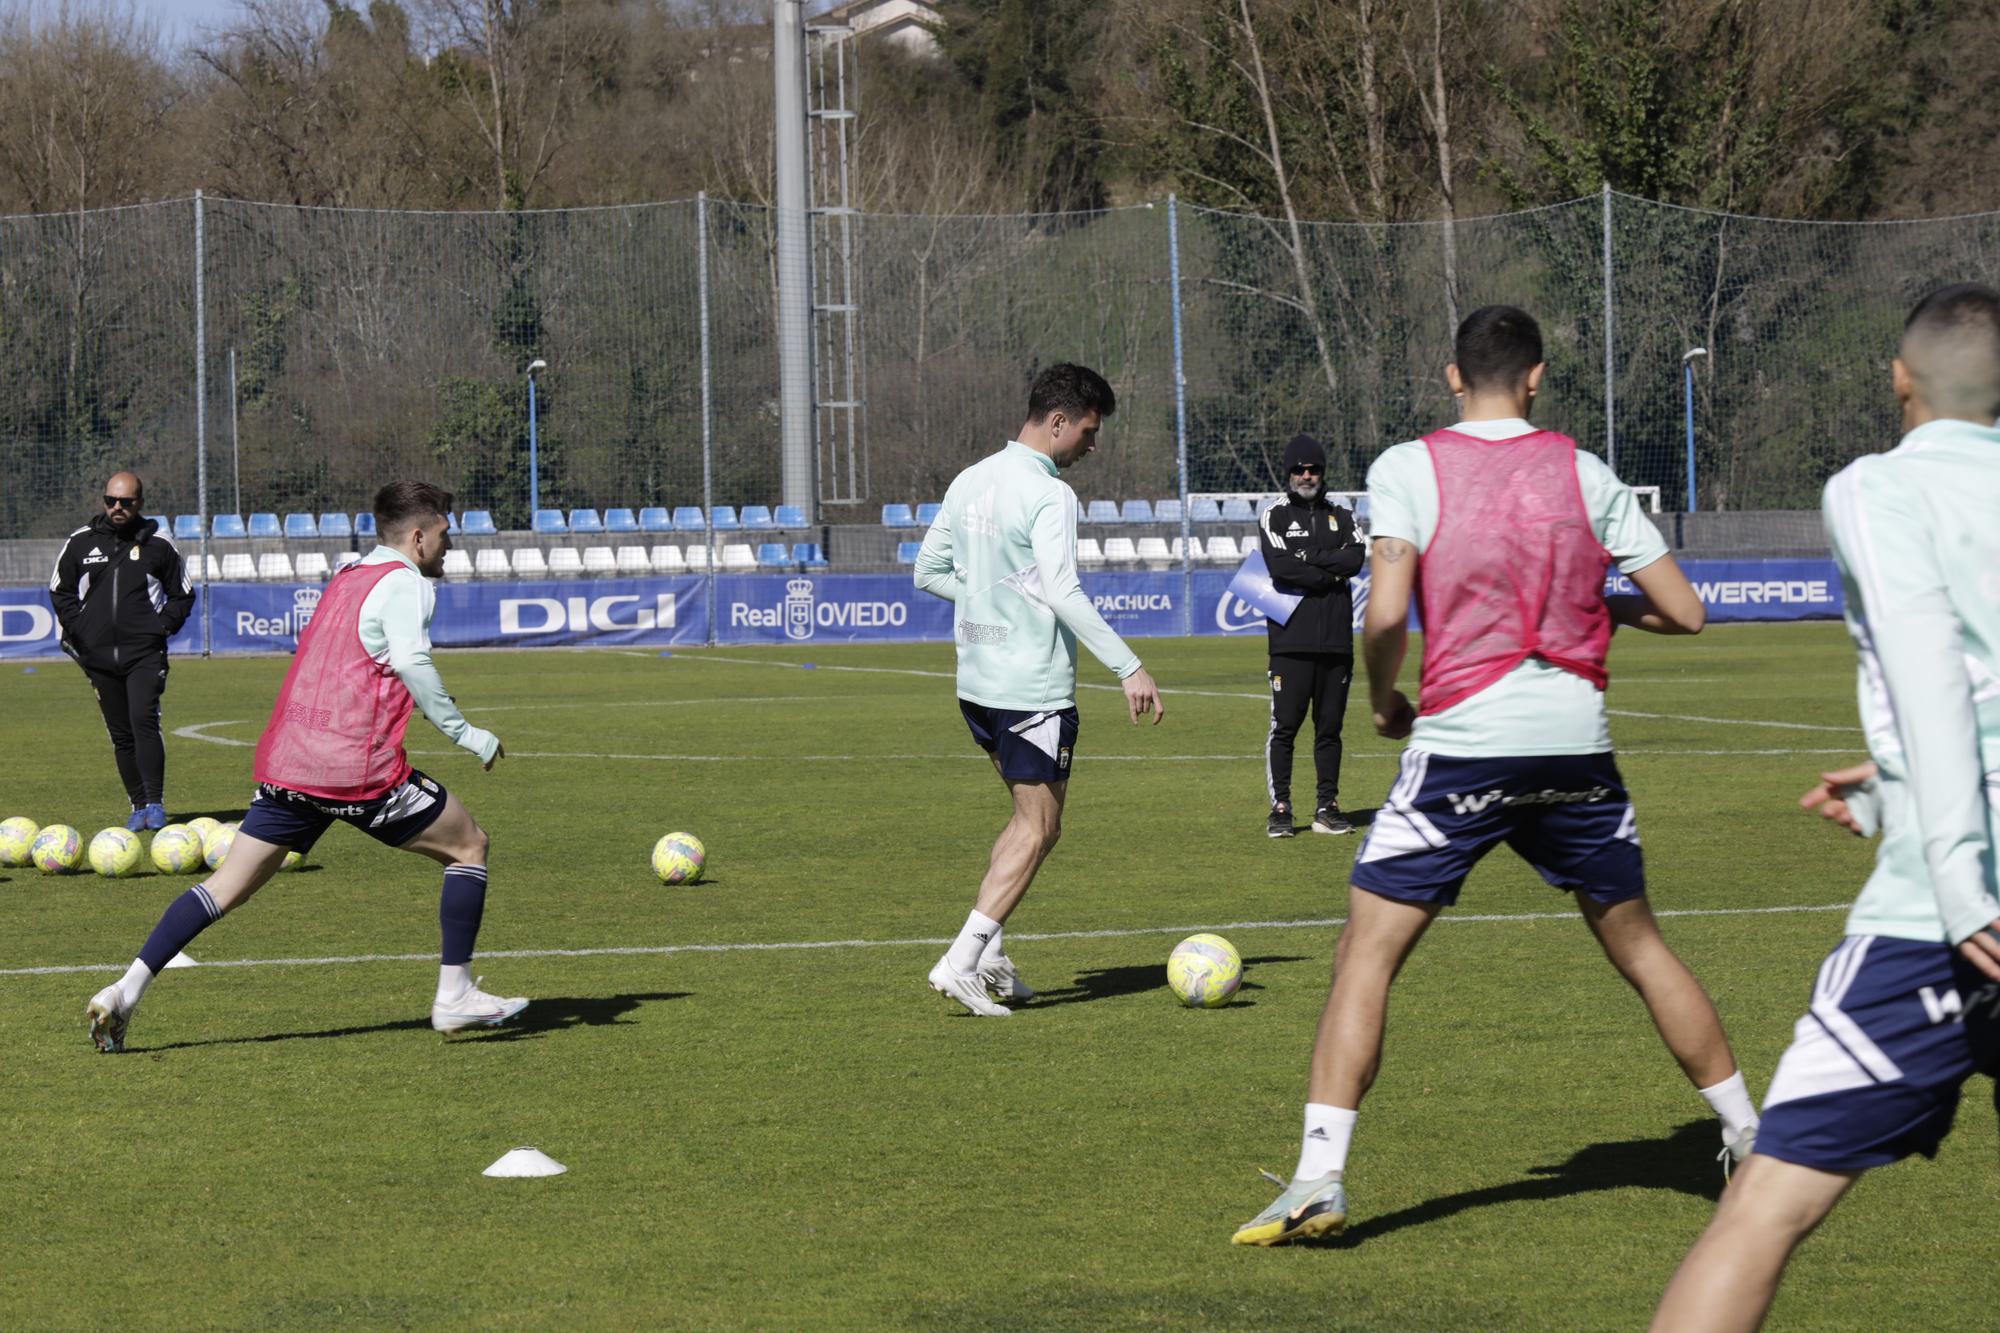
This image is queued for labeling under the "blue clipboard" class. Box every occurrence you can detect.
[1226,546,1307,626]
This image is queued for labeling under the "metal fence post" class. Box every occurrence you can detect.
[1167,195,1193,637]
[195,190,210,656]
[1601,182,1616,474]
[698,191,717,647]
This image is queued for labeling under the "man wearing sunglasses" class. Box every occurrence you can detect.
[1257,434,1367,838]
[47,472,196,831]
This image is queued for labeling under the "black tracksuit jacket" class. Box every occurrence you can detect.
[48,515,197,673]
[1257,494,1366,654]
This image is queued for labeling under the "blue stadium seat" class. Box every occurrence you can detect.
[532,509,567,534]
[915,502,942,527]
[283,513,318,539]
[353,512,377,539]
[145,515,169,535]
[1153,499,1183,525]
[1084,500,1121,524]
[711,506,741,531]
[672,506,707,532]
[741,505,776,531]
[755,542,791,569]
[774,505,808,529]
[896,540,923,564]
[1121,499,1154,524]
[638,506,672,532]
[569,508,604,534]
[1220,498,1256,523]
[213,514,247,538]
[446,512,460,535]
[881,503,916,527]
[1190,497,1224,523]
[460,510,498,536]
[793,542,828,571]
[603,507,638,534]
[319,512,353,538]
[173,515,202,541]
[248,513,281,539]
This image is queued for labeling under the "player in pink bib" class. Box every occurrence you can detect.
[87,481,527,1053]
[1235,306,1760,1245]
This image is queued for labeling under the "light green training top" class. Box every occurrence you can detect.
[1823,418,2000,947]
[1365,418,1670,757]
[356,547,501,765]
[914,440,1142,711]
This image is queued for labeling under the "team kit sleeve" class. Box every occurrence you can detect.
[1824,465,2000,944]
[1576,451,1670,574]
[1363,446,1423,547]
[1258,506,1340,591]
[912,494,962,602]
[1028,488,1141,678]
[47,532,84,634]
[371,568,501,764]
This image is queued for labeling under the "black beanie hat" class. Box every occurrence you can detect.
[1282,433,1326,479]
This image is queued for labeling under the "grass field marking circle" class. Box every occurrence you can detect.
[0,902,1851,979]
[172,720,257,747]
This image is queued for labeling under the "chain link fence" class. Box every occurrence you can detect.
[5,189,1997,544]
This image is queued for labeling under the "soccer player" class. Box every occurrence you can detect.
[913,362,1165,1016]
[86,482,526,1052]
[1651,285,2000,1332]
[1233,306,1759,1245]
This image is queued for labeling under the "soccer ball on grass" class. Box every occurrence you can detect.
[150,825,205,874]
[0,816,39,867]
[202,821,238,871]
[1167,933,1243,1008]
[31,824,83,875]
[184,816,221,844]
[651,832,706,885]
[89,828,143,878]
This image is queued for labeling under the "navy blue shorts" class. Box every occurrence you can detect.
[1350,750,1644,906]
[959,701,1078,784]
[1756,935,2000,1171]
[237,769,451,854]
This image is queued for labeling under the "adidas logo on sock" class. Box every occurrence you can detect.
[1306,1127,1330,1140]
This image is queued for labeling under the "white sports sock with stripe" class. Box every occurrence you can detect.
[946,910,1002,974]
[1700,1071,1759,1141]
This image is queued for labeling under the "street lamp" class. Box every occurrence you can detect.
[527,359,548,520]
[1682,347,1707,512]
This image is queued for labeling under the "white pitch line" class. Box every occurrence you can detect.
[0,902,1851,979]
[1608,708,1857,733]
[392,746,1863,764]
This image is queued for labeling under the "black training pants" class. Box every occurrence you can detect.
[84,652,169,807]
[1265,651,1352,811]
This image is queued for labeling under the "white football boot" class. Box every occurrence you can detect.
[978,953,1036,1003]
[431,977,530,1034]
[1719,1126,1756,1181]
[928,957,1010,1017]
[87,983,134,1054]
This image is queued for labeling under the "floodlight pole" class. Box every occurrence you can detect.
[527,359,547,519]
[774,0,815,514]
[1683,347,1707,512]
[1167,195,1193,636]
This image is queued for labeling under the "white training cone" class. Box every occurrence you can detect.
[483,1147,566,1178]
[163,952,198,969]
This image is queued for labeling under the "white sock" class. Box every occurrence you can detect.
[977,925,1006,967]
[945,910,1003,974]
[437,963,473,1004]
[1294,1103,1357,1181]
[1700,1071,1759,1142]
[116,959,155,1009]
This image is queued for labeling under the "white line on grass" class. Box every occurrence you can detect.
[388,746,1863,764]
[1,902,1851,979]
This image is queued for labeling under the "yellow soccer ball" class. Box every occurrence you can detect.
[202,821,238,871]
[282,849,304,871]
[0,816,39,867]
[1167,933,1243,1008]
[651,831,706,885]
[89,827,143,878]
[184,816,221,844]
[150,825,205,874]
[30,824,83,875]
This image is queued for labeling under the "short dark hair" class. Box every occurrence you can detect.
[1454,305,1544,391]
[374,481,454,541]
[1903,282,2000,340]
[1026,362,1116,424]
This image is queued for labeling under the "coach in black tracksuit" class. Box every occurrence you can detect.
[1259,434,1366,838]
[48,473,196,828]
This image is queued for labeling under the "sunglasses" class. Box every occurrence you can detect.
[103,495,141,508]
[1289,465,1324,476]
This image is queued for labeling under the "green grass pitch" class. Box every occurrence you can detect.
[3,625,1996,1328]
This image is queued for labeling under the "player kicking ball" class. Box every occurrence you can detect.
[87,481,525,1052]
[1652,285,2000,1331]
[1234,306,1760,1245]
[913,363,1165,1016]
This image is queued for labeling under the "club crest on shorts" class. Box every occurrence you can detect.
[1271,673,1284,692]
[1057,746,1072,772]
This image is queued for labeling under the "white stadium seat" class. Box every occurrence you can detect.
[651,544,687,573]
[219,553,256,581]
[615,546,651,575]
[1134,536,1172,569]
[548,547,585,577]
[474,549,511,578]
[719,543,756,572]
[256,553,295,581]
[1205,535,1241,562]
[335,551,361,571]
[442,550,473,580]
[1075,537,1105,567]
[511,547,549,577]
[205,554,223,580]
[684,545,711,572]
[294,552,330,580]
[1100,537,1139,566]
[581,546,617,576]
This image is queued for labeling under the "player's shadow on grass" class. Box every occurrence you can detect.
[141,991,692,1051]
[1026,955,1308,1009]
[1298,1119,1724,1248]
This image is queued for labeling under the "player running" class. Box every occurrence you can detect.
[87,481,525,1052]
[1233,306,1759,1245]
[913,362,1165,1016]
[1652,285,2000,1331]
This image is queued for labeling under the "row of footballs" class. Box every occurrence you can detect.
[0,816,302,878]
